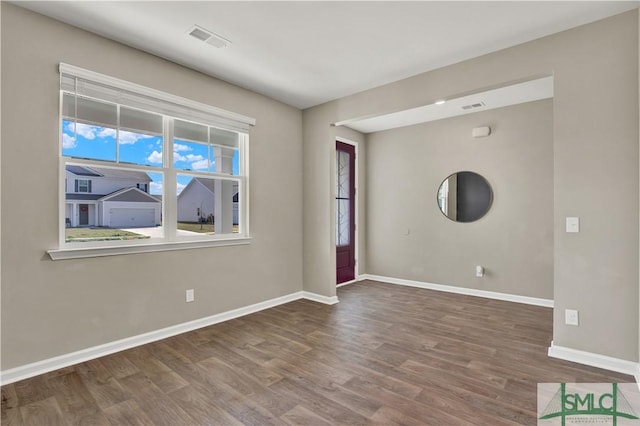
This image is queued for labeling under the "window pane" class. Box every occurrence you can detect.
[174,119,208,143]
[147,172,164,197]
[210,127,239,149]
[336,198,350,246]
[65,164,163,242]
[62,119,117,162]
[119,131,163,167]
[173,140,211,171]
[176,175,239,235]
[337,150,350,198]
[62,94,118,128]
[120,107,163,135]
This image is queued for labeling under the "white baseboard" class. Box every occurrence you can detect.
[548,342,639,378]
[0,290,337,385]
[362,274,554,307]
[302,291,339,305]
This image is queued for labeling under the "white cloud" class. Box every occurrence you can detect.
[65,124,152,145]
[147,150,163,164]
[119,130,154,145]
[174,143,192,152]
[149,181,163,195]
[62,133,77,149]
[156,148,209,170]
[185,154,205,162]
[176,182,187,195]
[75,123,99,140]
[98,128,116,139]
[191,159,209,170]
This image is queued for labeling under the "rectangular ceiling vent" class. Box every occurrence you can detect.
[461,101,486,110]
[188,25,231,49]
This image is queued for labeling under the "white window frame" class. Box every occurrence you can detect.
[76,179,90,193]
[48,64,254,260]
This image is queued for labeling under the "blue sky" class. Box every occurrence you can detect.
[62,120,239,194]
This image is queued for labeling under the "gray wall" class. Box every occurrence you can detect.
[304,10,638,362]
[1,4,638,373]
[1,4,303,370]
[366,100,553,299]
[301,107,366,295]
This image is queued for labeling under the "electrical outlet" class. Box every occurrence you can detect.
[565,309,579,326]
[186,289,195,303]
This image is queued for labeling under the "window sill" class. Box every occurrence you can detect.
[47,237,252,260]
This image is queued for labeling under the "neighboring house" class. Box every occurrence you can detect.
[177,178,239,224]
[65,165,161,228]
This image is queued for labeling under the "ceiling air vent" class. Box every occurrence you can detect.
[461,101,486,110]
[188,25,231,49]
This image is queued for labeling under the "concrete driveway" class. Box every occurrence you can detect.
[122,226,201,238]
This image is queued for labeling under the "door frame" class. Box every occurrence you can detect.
[335,136,359,286]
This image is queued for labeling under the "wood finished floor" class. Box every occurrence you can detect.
[1,280,634,425]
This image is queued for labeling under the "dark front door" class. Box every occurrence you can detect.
[79,204,89,226]
[336,141,356,284]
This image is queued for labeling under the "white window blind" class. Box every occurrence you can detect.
[59,63,255,133]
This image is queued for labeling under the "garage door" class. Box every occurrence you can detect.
[109,208,155,228]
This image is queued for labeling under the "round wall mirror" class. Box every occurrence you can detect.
[437,171,493,223]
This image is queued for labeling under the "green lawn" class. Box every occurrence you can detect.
[177,222,239,234]
[178,222,215,233]
[65,224,238,241]
[65,227,149,242]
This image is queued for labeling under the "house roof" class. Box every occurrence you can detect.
[65,165,103,177]
[196,178,216,194]
[66,165,151,182]
[66,194,103,201]
[99,187,160,203]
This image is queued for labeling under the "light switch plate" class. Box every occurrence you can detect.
[566,217,579,233]
[565,309,579,326]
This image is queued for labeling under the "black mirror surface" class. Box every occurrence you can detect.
[437,171,492,223]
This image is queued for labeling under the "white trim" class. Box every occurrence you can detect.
[336,136,359,280]
[99,186,160,203]
[635,364,640,388]
[48,237,252,260]
[59,63,255,129]
[336,279,358,288]
[0,290,338,385]
[548,342,639,378]
[362,274,554,307]
[302,291,339,305]
[336,275,367,288]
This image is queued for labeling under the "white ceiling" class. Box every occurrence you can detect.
[15,1,639,109]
